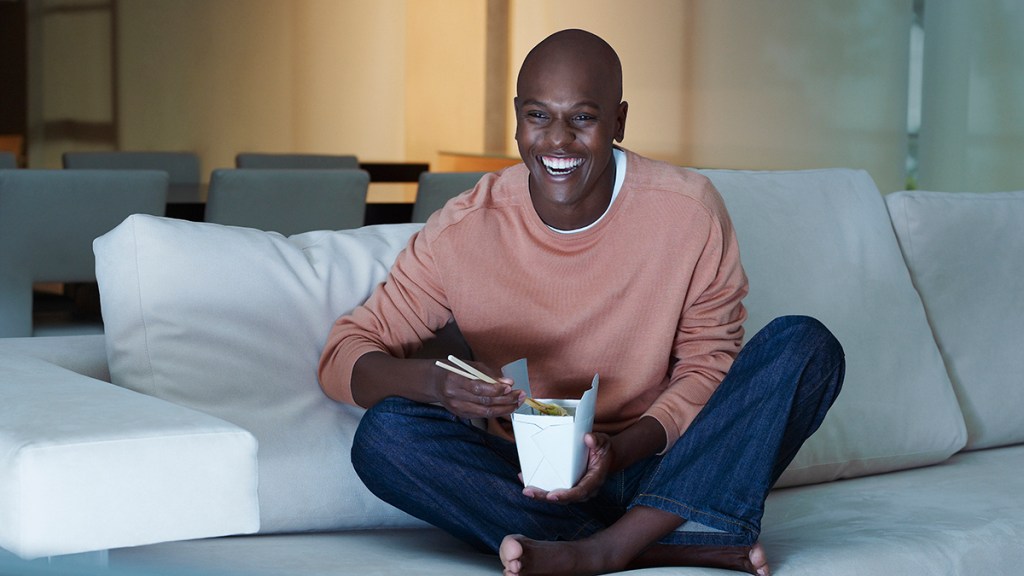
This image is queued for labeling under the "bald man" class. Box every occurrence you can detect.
[319,29,844,576]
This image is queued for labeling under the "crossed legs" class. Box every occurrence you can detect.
[352,316,844,576]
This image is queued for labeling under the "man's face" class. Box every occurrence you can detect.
[514,54,627,220]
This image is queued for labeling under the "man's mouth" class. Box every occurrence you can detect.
[540,156,584,176]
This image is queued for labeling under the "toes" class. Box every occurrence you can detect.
[499,534,526,575]
[749,542,770,576]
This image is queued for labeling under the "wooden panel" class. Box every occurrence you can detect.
[435,151,520,172]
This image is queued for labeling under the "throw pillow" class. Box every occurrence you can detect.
[702,168,968,487]
[95,215,424,533]
[887,190,1024,450]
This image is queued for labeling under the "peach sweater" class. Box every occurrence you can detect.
[319,149,748,448]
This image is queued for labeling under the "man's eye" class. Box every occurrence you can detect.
[527,111,548,119]
[574,115,595,123]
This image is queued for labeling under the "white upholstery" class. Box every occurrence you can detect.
[0,334,109,382]
[886,190,1024,450]
[94,215,424,533]
[108,446,1024,576]
[703,169,967,486]
[3,167,1020,574]
[0,353,259,559]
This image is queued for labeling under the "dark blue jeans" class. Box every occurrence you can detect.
[352,316,844,553]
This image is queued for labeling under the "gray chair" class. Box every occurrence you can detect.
[205,168,369,235]
[0,152,16,170]
[412,171,488,223]
[62,151,202,203]
[0,169,168,337]
[235,153,359,170]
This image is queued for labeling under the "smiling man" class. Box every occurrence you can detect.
[513,31,626,232]
[319,29,844,576]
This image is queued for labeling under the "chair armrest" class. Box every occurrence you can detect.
[0,352,259,560]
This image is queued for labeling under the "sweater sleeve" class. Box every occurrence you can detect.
[317,225,454,406]
[642,185,748,451]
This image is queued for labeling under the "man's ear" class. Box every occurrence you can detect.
[614,101,628,143]
[513,96,521,140]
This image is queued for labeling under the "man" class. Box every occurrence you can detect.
[319,29,844,576]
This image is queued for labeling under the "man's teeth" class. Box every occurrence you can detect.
[542,157,583,175]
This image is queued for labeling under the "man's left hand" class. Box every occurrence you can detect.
[521,432,613,503]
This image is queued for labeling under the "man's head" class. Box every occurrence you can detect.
[514,29,628,229]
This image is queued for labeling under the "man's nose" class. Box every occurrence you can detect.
[547,120,575,148]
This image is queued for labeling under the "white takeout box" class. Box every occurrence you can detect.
[503,359,599,491]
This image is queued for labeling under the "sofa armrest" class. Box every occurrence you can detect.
[0,334,109,382]
[0,352,260,560]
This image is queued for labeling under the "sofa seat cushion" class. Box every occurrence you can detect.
[108,445,1024,576]
[0,353,259,559]
[703,169,967,487]
[94,215,425,534]
[886,190,1024,450]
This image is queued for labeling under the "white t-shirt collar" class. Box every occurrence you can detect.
[548,147,627,235]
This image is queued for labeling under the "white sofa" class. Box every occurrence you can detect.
[2,168,1022,575]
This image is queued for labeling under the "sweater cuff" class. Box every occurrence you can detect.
[643,401,704,454]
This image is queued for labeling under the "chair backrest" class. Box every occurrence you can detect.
[0,169,168,337]
[235,153,359,170]
[62,151,200,186]
[412,171,488,223]
[205,168,369,235]
[0,152,16,169]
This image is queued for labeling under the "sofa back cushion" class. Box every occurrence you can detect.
[95,215,424,533]
[702,168,967,487]
[886,190,1024,450]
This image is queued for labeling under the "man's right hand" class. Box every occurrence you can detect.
[350,352,524,419]
[433,365,525,419]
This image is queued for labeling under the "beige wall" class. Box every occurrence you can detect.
[404,0,488,164]
[509,0,911,192]
[118,0,406,174]
[30,1,964,194]
[111,0,484,174]
[508,0,692,163]
[291,0,406,163]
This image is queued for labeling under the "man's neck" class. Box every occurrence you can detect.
[532,158,617,231]
[540,148,626,233]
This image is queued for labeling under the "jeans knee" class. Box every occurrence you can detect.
[351,398,408,483]
[351,410,381,481]
[765,315,843,361]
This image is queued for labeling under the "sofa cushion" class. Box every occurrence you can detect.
[108,445,1024,576]
[886,190,1024,450]
[0,353,258,559]
[702,168,967,487]
[94,215,424,533]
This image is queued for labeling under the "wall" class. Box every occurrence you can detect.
[118,0,406,174]
[918,0,1024,192]
[25,1,1023,193]
[403,0,488,164]
[509,0,911,192]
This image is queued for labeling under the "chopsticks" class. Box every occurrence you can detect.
[436,356,569,416]
[435,355,498,383]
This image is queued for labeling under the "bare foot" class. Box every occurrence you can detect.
[499,534,770,576]
[632,540,770,576]
[499,534,617,576]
